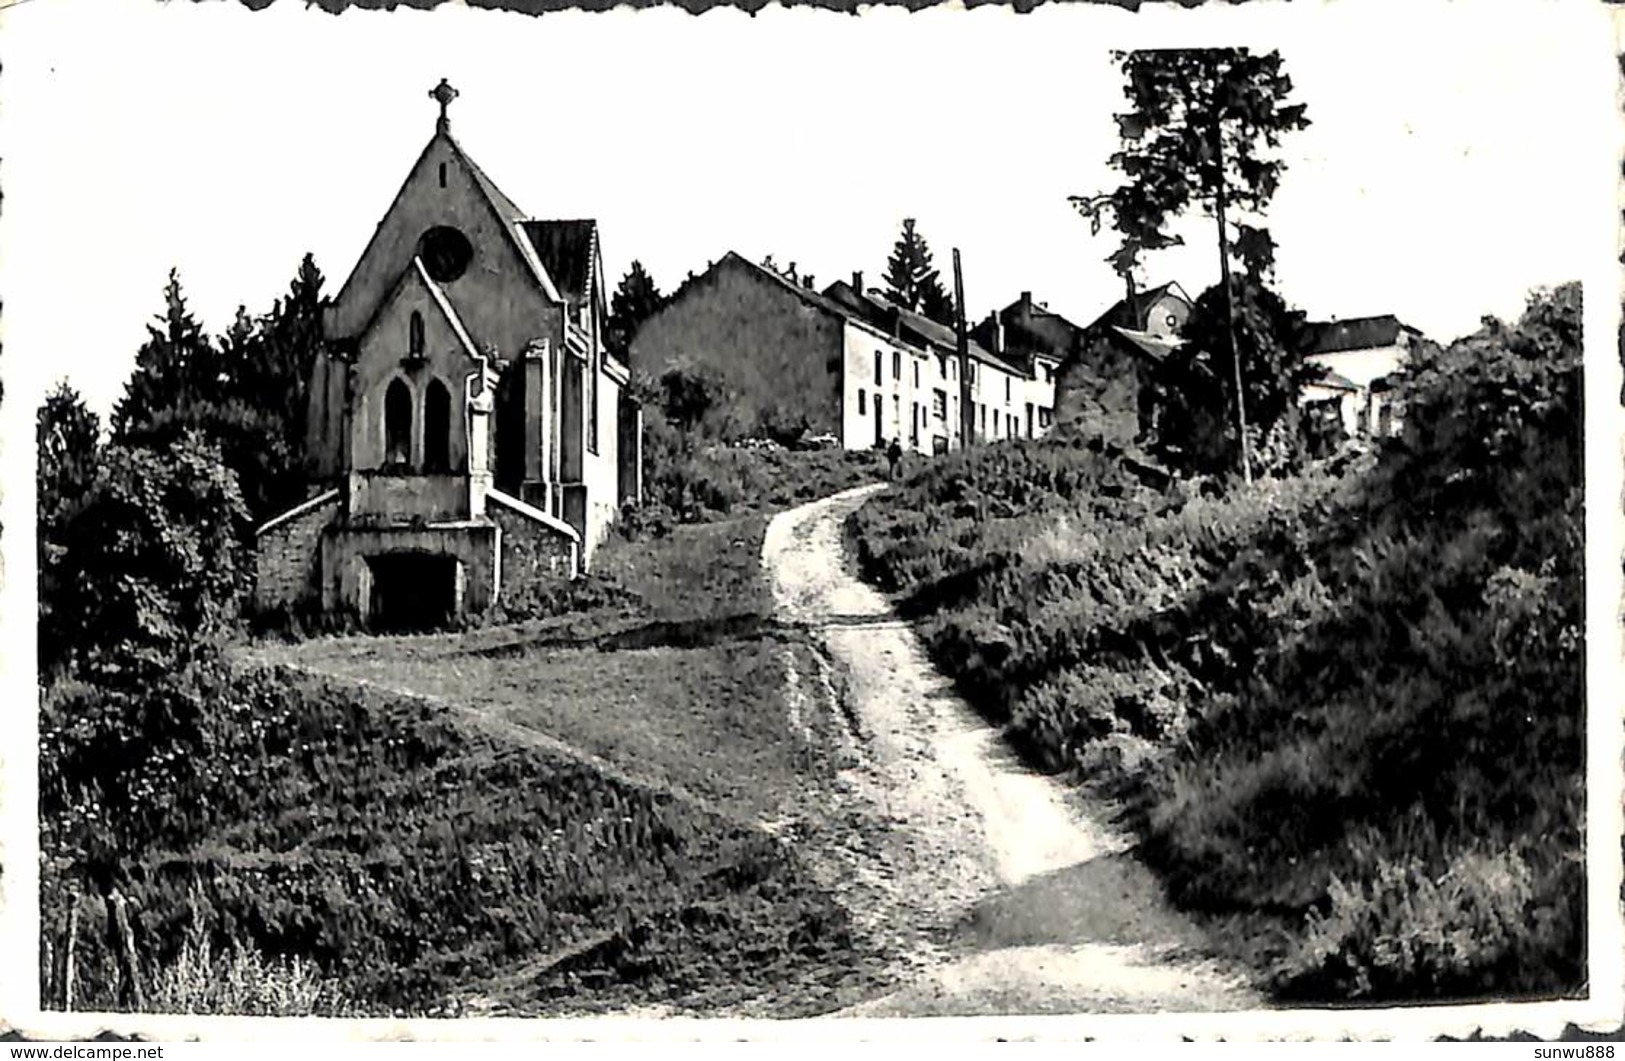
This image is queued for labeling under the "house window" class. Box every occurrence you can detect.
[438,162,448,188]
[913,362,920,387]
[423,377,452,472]
[858,389,867,416]
[1039,407,1053,430]
[1005,376,1012,403]
[979,404,987,434]
[893,351,902,380]
[939,355,948,378]
[875,352,883,387]
[968,362,976,384]
[911,403,921,445]
[384,378,413,468]
[409,311,425,358]
[932,389,947,420]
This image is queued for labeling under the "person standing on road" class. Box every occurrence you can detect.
[886,437,903,481]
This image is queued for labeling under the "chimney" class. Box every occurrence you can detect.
[990,313,1005,356]
[1020,291,1032,311]
[788,261,798,283]
[852,271,864,294]
[804,274,815,290]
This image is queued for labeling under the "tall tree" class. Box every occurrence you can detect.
[38,380,101,530]
[1148,275,1319,476]
[606,260,664,360]
[250,253,326,444]
[111,270,223,440]
[111,258,325,524]
[38,381,103,677]
[883,218,956,327]
[1097,48,1310,481]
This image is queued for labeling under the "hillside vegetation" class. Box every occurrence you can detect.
[41,662,867,1017]
[848,284,1583,1001]
[43,515,885,1016]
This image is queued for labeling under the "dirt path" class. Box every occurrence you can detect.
[762,484,1263,1016]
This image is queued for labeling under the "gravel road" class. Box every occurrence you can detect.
[761,484,1263,1016]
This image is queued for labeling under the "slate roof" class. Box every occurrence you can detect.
[1110,326,1180,362]
[1085,281,1192,332]
[1298,315,1416,355]
[710,252,859,322]
[980,297,1087,369]
[522,220,599,304]
[1308,368,1361,391]
[822,280,1028,377]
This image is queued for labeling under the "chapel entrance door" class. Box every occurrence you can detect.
[366,552,461,632]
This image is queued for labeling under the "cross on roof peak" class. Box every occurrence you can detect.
[429,78,459,131]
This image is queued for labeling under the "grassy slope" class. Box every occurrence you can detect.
[233,512,883,1014]
[280,517,810,817]
[43,660,873,1017]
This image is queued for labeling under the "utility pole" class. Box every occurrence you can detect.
[953,248,974,451]
[1212,114,1254,484]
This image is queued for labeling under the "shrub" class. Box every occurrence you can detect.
[148,891,357,1016]
[1277,827,1579,1002]
[846,283,1585,1003]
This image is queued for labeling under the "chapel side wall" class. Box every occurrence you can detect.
[581,370,623,564]
[487,499,578,606]
[253,494,341,615]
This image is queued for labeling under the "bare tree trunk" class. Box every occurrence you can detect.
[1213,120,1254,484]
[106,889,145,1011]
[63,895,80,1011]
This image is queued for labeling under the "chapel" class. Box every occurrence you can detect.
[253,80,640,631]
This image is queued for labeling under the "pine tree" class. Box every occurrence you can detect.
[606,260,663,360]
[112,270,223,440]
[1099,48,1310,481]
[883,219,956,327]
[38,381,103,677]
[110,258,326,524]
[37,380,102,529]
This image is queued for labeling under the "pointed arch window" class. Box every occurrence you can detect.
[385,378,413,468]
[423,377,452,473]
[409,311,425,359]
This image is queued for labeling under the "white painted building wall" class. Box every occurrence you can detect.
[1306,343,1408,438]
[838,317,1061,453]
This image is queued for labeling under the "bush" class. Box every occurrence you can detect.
[1278,827,1580,1002]
[147,891,357,1016]
[846,284,1585,1003]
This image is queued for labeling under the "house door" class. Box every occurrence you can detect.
[367,552,460,632]
[873,396,883,447]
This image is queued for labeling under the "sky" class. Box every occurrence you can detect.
[0,0,1616,420]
